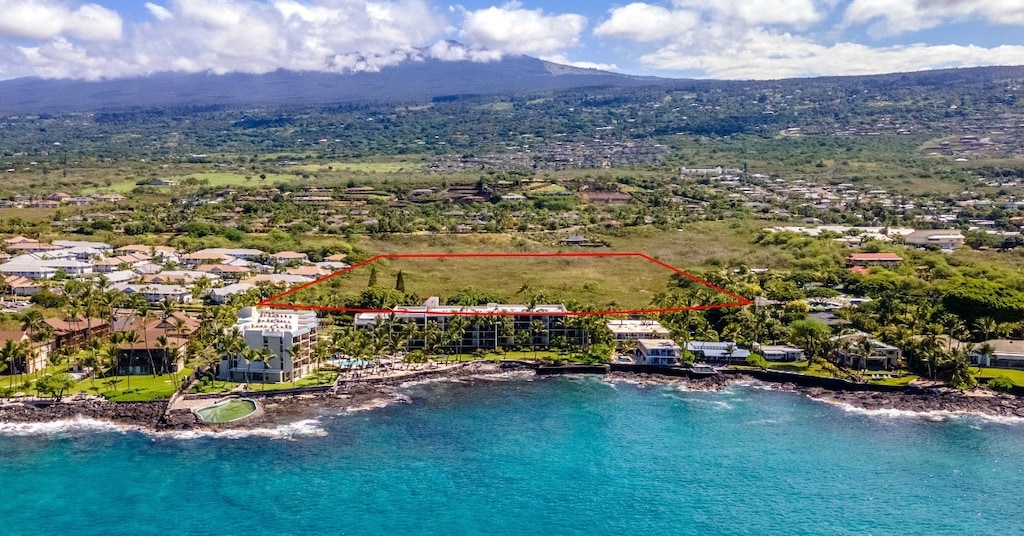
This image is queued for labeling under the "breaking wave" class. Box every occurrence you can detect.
[816,398,1024,425]
[0,416,137,437]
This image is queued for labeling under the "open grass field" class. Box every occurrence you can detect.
[274,253,710,311]
[0,207,59,222]
[74,370,190,401]
[84,171,299,193]
[295,161,422,173]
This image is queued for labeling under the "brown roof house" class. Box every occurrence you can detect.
[114,312,198,375]
[44,316,110,353]
[0,330,50,375]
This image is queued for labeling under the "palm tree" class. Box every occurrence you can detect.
[19,309,45,339]
[82,338,103,389]
[530,319,547,360]
[257,347,275,390]
[423,320,444,363]
[942,347,977,390]
[974,316,998,343]
[445,315,469,362]
[919,323,944,379]
[243,347,261,387]
[120,330,140,390]
[975,342,995,371]
[855,337,875,371]
[1,340,29,392]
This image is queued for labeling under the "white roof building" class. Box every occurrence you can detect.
[220,307,319,383]
[209,283,256,304]
[607,319,671,341]
[114,283,192,303]
[636,339,682,366]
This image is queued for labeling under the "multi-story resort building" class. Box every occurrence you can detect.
[220,307,318,383]
[353,297,584,350]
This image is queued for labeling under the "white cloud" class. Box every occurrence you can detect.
[0,0,122,41]
[4,0,452,79]
[144,2,174,21]
[674,0,823,27]
[639,27,1024,79]
[594,3,699,42]
[426,40,503,62]
[459,2,587,55]
[844,0,1024,36]
[540,54,617,72]
[16,37,134,79]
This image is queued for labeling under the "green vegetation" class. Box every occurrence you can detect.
[986,376,1016,392]
[4,67,1024,398]
[73,370,189,402]
[977,368,1024,387]
[280,254,681,311]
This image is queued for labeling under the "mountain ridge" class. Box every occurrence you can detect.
[0,55,662,114]
[0,55,1022,116]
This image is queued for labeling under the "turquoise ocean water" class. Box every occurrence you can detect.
[2,376,1024,536]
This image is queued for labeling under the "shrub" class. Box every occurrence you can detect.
[987,375,1015,393]
[746,353,768,369]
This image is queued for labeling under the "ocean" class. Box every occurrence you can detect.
[2,375,1023,536]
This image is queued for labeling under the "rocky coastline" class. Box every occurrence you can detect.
[3,364,1024,433]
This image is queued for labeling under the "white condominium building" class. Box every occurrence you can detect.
[220,307,318,383]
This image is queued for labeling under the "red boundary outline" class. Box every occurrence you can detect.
[257,252,751,316]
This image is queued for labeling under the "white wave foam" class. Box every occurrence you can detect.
[399,377,466,388]
[470,371,535,382]
[0,416,138,437]
[343,394,411,414]
[817,398,1024,425]
[158,419,327,440]
[685,398,733,410]
[602,376,660,388]
[0,415,329,440]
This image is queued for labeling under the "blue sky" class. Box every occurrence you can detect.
[1,0,1023,80]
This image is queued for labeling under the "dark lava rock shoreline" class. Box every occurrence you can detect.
[3,367,1024,431]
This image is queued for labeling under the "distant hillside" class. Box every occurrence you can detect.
[0,55,660,114]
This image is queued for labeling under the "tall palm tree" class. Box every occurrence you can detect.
[120,330,140,390]
[257,347,275,390]
[155,334,172,376]
[19,309,45,339]
[242,347,260,386]
[942,347,977,390]
[423,320,443,362]
[446,315,469,362]
[974,317,998,343]
[530,319,547,360]
[1,340,29,392]
[855,337,875,371]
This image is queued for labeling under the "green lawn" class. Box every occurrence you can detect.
[975,367,1024,386]
[73,369,191,401]
[5,369,188,401]
[763,360,919,385]
[763,361,840,378]
[189,369,339,394]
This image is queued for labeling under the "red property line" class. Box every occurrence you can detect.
[257,252,752,316]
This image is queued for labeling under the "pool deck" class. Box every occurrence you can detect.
[169,395,250,413]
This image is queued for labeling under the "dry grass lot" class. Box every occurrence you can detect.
[280,253,696,310]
